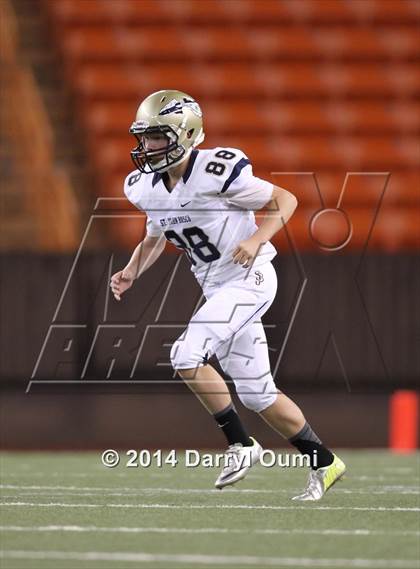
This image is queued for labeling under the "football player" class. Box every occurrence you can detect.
[110,90,345,500]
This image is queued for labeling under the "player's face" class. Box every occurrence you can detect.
[142,132,169,152]
[141,132,169,166]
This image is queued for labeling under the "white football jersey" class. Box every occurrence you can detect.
[124,147,277,285]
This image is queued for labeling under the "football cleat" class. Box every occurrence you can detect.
[215,436,262,490]
[292,454,346,501]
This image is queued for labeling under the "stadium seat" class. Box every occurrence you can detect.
[59,26,420,62]
[266,172,420,208]
[104,171,419,211]
[284,207,419,251]
[46,0,420,26]
[71,62,420,100]
[90,134,419,172]
[81,100,420,136]
[43,0,420,251]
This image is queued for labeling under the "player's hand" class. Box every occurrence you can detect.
[232,237,263,268]
[110,267,135,301]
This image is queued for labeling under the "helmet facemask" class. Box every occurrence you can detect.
[130,124,188,174]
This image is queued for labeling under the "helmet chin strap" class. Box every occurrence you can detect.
[158,146,191,174]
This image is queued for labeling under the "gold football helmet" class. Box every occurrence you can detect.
[129,89,205,173]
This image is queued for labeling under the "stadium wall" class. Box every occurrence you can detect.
[1,251,417,450]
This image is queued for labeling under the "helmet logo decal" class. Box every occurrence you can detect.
[182,98,202,117]
[159,97,202,118]
[159,99,184,115]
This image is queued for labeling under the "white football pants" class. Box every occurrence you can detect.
[170,262,278,412]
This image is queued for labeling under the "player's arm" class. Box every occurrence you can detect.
[232,186,298,267]
[110,234,166,301]
[252,185,298,241]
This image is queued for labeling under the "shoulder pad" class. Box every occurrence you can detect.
[124,170,143,201]
[201,148,252,194]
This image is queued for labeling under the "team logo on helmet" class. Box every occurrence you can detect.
[159,97,202,118]
[183,98,202,117]
[159,99,183,115]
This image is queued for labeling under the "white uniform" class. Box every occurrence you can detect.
[124,148,279,412]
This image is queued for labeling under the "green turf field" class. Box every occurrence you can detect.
[0,450,419,569]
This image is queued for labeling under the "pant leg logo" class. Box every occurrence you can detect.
[254,271,264,285]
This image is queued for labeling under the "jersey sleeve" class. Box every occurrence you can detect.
[123,170,163,238]
[123,170,143,207]
[219,150,274,210]
[145,215,163,237]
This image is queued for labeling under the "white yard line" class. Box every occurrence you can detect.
[0,550,419,568]
[0,472,133,478]
[333,489,419,495]
[0,525,419,537]
[351,474,419,482]
[384,468,415,473]
[0,485,281,495]
[1,484,419,496]
[0,501,419,512]
[4,487,420,494]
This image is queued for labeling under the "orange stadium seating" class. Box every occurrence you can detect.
[71,63,420,99]
[287,206,419,251]
[60,27,419,62]
[46,0,420,26]
[43,0,419,251]
[106,171,419,209]
[92,134,419,172]
[82,101,420,136]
